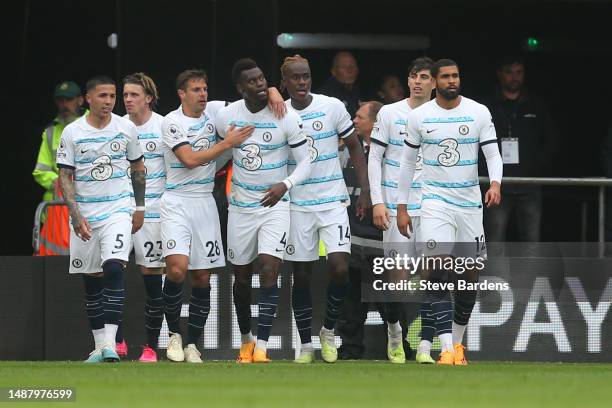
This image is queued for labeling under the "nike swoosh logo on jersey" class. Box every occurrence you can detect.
[338,242,348,246]
[426,129,437,133]
[111,250,122,254]
[399,131,407,136]
[210,258,218,263]
[80,149,90,154]
[275,248,284,252]
[436,315,446,321]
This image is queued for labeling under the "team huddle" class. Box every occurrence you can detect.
[57,55,502,365]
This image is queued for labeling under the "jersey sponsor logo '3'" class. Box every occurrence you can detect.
[240,144,262,171]
[437,139,460,167]
[91,155,113,180]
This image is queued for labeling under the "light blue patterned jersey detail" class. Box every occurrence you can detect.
[75,153,126,164]
[422,116,474,124]
[230,120,278,129]
[188,120,208,131]
[130,192,164,198]
[298,174,344,185]
[422,137,479,144]
[383,158,400,167]
[394,119,406,125]
[311,131,337,141]
[75,134,125,144]
[170,163,186,169]
[385,203,421,211]
[76,191,131,203]
[138,133,160,140]
[143,153,164,159]
[165,177,214,190]
[388,138,403,146]
[232,178,273,191]
[423,158,478,166]
[75,171,127,182]
[382,180,398,188]
[291,195,350,207]
[422,193,481,208]
[145,171,166,180]
[424,179,479,188]
[300,111,326,120]
[313,152,338,162]
[86,207,132,223]
[237,141,287,150]
[229,196,289,208]
[232,159,288,170]
[144,213,161,219]
[287,152,338,165]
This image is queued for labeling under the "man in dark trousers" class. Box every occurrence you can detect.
[336,101,415,360]
[482,56,556,243]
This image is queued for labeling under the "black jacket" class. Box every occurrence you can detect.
[481,88,557,193]
[318,76,363,117]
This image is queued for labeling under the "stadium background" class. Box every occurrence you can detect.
[5,0,612,256]
[2,0,611,364]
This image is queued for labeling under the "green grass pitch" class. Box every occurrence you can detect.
[1,361,611,407]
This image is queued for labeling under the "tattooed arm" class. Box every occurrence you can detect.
[59,167,92,241]
[130,159,146,234]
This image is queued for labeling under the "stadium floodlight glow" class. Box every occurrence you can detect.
[277,33,430,50]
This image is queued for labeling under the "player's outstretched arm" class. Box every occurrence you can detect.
[130,158,146,234]
[260,139,312,207]
[267,87,287,119]
[175,125,255,169]
[481,141,503,207]
[368,141,390,229]
[58,167,92,241]
[397,144,418,238]
[344,133,371,220]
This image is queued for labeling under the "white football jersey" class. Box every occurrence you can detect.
[404,97,497,213]
[124,112,165,222]
[161,101,225,197]
[215,100,307,213]
[370,99,422,216]
[56,113,143,225]
[286,93,354,212]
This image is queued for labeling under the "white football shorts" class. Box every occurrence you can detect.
[418,201,486,258]
[285,206,351,262]
[69,213,132,274]
[227,205,290,265]
[161,193,225,270]
[132,221,165,268]
[384,215,420,258]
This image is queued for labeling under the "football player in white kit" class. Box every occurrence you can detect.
[397,59,503,365]
[368,57,436,364]
[57,75,145,363]
[122,72,167,362]
[160,70,256,363]
[215,58,312,363]
[280,55,370,364]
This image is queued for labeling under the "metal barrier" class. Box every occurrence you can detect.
[32,177,611,255]
[32,200,69,256]
[479,176,612,243]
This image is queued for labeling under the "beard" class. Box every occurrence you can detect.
[437,86,460,100]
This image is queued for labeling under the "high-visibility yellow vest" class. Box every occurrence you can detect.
[32,111,87,202]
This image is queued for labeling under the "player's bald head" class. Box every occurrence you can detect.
[331,51,359,86]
